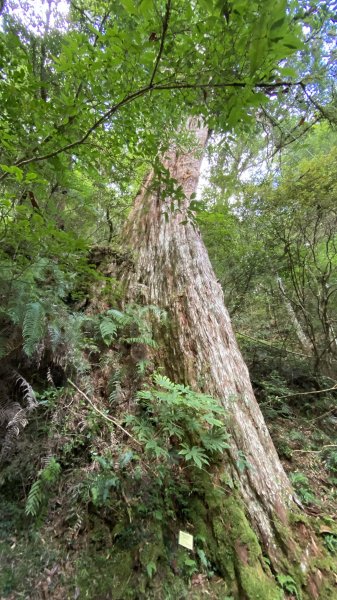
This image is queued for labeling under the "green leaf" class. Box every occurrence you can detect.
[25,480,43,516]
[178,445,209,468]
[270,17,286,31]
[197,548,208,567]
[146,561,157,579]
[140,0,153,14]
[0,164,24,182]
[121,0,136,14]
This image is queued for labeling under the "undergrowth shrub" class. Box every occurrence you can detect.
[323,533,337,554]
[324,448,337,475]
[289,472,317,505]
[127,373,230,469]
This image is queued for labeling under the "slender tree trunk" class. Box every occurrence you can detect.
[122,120,322,598]
[276,275,314,355]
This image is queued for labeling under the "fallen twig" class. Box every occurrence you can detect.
[309,405,337,422]
[67,379,142,447]
[277,384,337,400]
[292,444,337,454]
[235,331,311,358]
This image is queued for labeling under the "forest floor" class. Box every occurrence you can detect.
[1,353,337,599]
[268,411,337,520]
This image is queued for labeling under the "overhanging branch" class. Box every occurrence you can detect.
[0,79,304,180]
[149,0,171,87]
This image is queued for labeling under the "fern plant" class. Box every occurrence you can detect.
[0,371,38,463]
[290,472,317,505]
[127,373,230,470]
[99,317,118,345]
[276,574,301,599]
[25,458,61,517]
[85,453,120,507]
[25,479,44,518]
[98,304,165,349]
[23,302,46,357]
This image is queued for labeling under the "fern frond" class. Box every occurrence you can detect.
[23,301,45,357]
[124,336,157,348]
[40,457,61,483]
[25,479,43,516]
[67,512,84,541]
[47,324,62,350]
[99,318,118,345]
[25,458,61,517]
[108,368,123,404]
[47,367,56,387]
[153,373,176,390]
[41,454,53,467]
[14,372,37,409]
[136,359,150,375]
[0,371,38,463]
[106,309,125,323]
[0,400,20,423]
[7,408,28,432]
[141,305,166,322]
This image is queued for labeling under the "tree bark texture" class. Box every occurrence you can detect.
[122,121,323,597]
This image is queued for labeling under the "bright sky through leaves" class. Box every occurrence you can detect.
[7,0,69,34]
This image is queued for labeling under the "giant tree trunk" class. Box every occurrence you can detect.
[122,121,321,598]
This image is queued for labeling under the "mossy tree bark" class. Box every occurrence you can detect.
[122,121,322,599]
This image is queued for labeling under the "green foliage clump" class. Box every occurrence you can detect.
[128,373,230,469]
[323,533,337,554]
[289,472,317,506]
[276,574,301,599]
[88,454,120,508]
[324,448,337,479]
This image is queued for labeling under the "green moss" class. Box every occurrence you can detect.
[211,500,283,599]
[223,496,261,563]
[139,522,166,571]
[186,471,290,599]
[188,497,216,548]
[240,564,283,600]
[189,472,303,600]
[309,577,337,600]
[312,554,337,574]
[75,549,135,600]
[144,567,188,599]
[289,511,311,527]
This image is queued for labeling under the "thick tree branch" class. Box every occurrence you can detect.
[0,79,303,180]
[149,0,171,87]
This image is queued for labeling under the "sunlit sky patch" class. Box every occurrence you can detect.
[6,0,69,34]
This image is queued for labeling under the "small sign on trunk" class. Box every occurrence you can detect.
[178,530,194,550]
